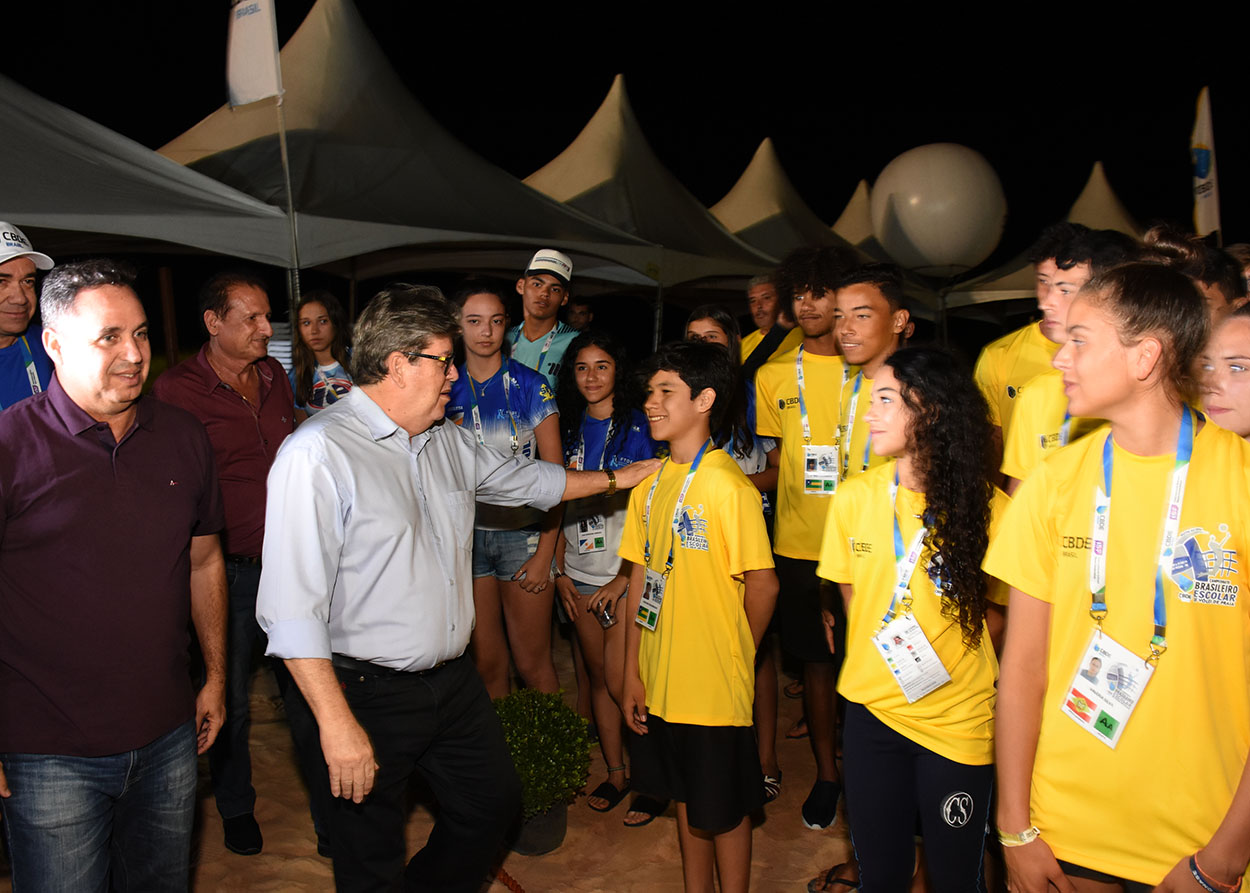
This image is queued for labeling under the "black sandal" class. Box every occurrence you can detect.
[587,778,631,812]
[622,794,668,827]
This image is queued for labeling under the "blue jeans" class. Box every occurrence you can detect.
[0,721,196,893]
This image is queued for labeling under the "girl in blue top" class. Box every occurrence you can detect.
[554,331,659,817]
[447,280,563,698]
[290,290,353,421]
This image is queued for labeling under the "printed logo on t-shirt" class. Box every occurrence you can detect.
[538,382,555,403]
[779,395,799,410]
[676,504,709,552]
[1172,524,1240,606]
[1060,535,1093,558]
[852,538,874,555]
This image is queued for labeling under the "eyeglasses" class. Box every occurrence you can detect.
[403,351,455,376]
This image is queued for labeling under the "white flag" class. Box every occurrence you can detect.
[1191,86,1220,237]
[226,0,282,108]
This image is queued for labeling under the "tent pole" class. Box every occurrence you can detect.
[937,291,948,348]
[652,284,664,351]
[158,266,178,371]
[348,257,358,322]
[275,94,302,317]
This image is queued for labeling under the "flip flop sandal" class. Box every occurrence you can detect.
[786,715,810,739]
[762,771,782,804]
[586,779,631,812]
[807,862,859,892]
[623,794,668,827]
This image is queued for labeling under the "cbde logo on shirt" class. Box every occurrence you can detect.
[676,505,709,552]
[1171,524,1239,606]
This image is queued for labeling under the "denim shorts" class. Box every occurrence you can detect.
[472,526,542,580]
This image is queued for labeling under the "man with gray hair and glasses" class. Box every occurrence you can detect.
[257,284,659,893]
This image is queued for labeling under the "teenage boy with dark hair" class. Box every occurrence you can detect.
[754,245,857,830]
[833,263,910,483]
[1001,228,1141,491]
[621,341,778,893]
[973,221,1090,454]
[507,248,578,389]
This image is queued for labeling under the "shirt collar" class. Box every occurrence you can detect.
[193,343,277,396]
[348,387,443,454]
[47,373,156,437]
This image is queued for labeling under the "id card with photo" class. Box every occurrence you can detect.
[871,613,951,703]
[803,445,839,496]
[1061,630,1154,749]
[577,513,607,554]
[635,567,667,631]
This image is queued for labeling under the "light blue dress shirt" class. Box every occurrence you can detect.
[257,387,566,671]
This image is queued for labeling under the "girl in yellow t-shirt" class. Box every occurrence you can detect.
[812,346,1004,892]
[987,262,1250,891]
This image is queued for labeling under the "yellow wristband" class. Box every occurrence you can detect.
[997,826,1040,847]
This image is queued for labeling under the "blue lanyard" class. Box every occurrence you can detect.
[842,371,867,476]
[642,439,711,575]
[880,468,931,626]
[1091,406,1195,661]
[575,413,615,471]
[467,360,520,454]
[0,335,41,410]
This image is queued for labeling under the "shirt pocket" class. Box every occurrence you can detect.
[444,490,475,554]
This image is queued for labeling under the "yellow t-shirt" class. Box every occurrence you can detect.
[838,370,891,482]
[983,421,1250,884]
[973,322,1058,431]
[619,448,774,727]
[817,461,1008,764]
[1000,368,1104,481]
[755,347,848,560]
[740,326,803,364]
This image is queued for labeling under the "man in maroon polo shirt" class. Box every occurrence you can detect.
[154,270,320,857]
[0,258,227,890]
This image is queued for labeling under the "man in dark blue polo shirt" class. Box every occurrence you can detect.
[0,258,227,891]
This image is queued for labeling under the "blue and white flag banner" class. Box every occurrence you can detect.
[1191,86,1220,238]
[227,0,282,108]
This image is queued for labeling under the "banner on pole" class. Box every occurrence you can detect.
[227,0,282,108]
[1191,86,1220,238]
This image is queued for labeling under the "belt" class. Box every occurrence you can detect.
[331,653,452,678]
[226,554,261,566]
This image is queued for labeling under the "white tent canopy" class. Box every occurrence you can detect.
[524,74,774,284]
[945,161,1142,308]
[159,0,661,278]
[831,179,874,246]
[709,138,858,259]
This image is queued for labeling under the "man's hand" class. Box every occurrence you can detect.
[1002,838,1076,893]
[321,714,378,803]
[613,459,662,490]
[0,762,10,798]
[621,675,649,735]
[820,607,837,656]
[1154,849,1243,892]
[195,677,227,755]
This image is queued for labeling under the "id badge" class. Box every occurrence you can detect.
[576,513,607,554]
[635,567,667,631]
[803,445,839,496]
[871,613,951,703]
[1061,630,1153,749]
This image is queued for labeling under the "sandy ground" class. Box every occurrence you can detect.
[0,640,853,892]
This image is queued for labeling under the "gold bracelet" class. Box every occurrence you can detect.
[606,469,617,496]
[997,826,1040,847]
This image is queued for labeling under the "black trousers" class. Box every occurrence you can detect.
[842,701,993,893]
[329,655,521,893]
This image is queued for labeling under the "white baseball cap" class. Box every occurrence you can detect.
[524,249,573,287]
[0,223,54,270]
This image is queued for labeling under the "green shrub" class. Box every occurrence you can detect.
[494,689,591,819]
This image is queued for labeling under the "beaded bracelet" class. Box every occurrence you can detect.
[1190,854,1243,893]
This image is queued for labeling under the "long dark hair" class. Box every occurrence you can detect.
[293,290,351,406]
[684,305,750,459]
[885,347,995,649]
[556,331,638,465]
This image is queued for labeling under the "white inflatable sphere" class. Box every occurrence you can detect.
[870,143,1007,276]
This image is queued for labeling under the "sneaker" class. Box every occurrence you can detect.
[801,779,841,830]
[223,813,263,856]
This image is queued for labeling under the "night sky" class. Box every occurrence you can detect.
[3,4,1248,354]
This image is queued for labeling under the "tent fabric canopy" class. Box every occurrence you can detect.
[524,74,774,282]
[159,0,671,279]
[709,138,859,260]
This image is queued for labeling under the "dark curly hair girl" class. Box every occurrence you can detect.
[885,346,995,648]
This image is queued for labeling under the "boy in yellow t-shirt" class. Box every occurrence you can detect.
[621,341,777,891]
[755,244,859,829]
